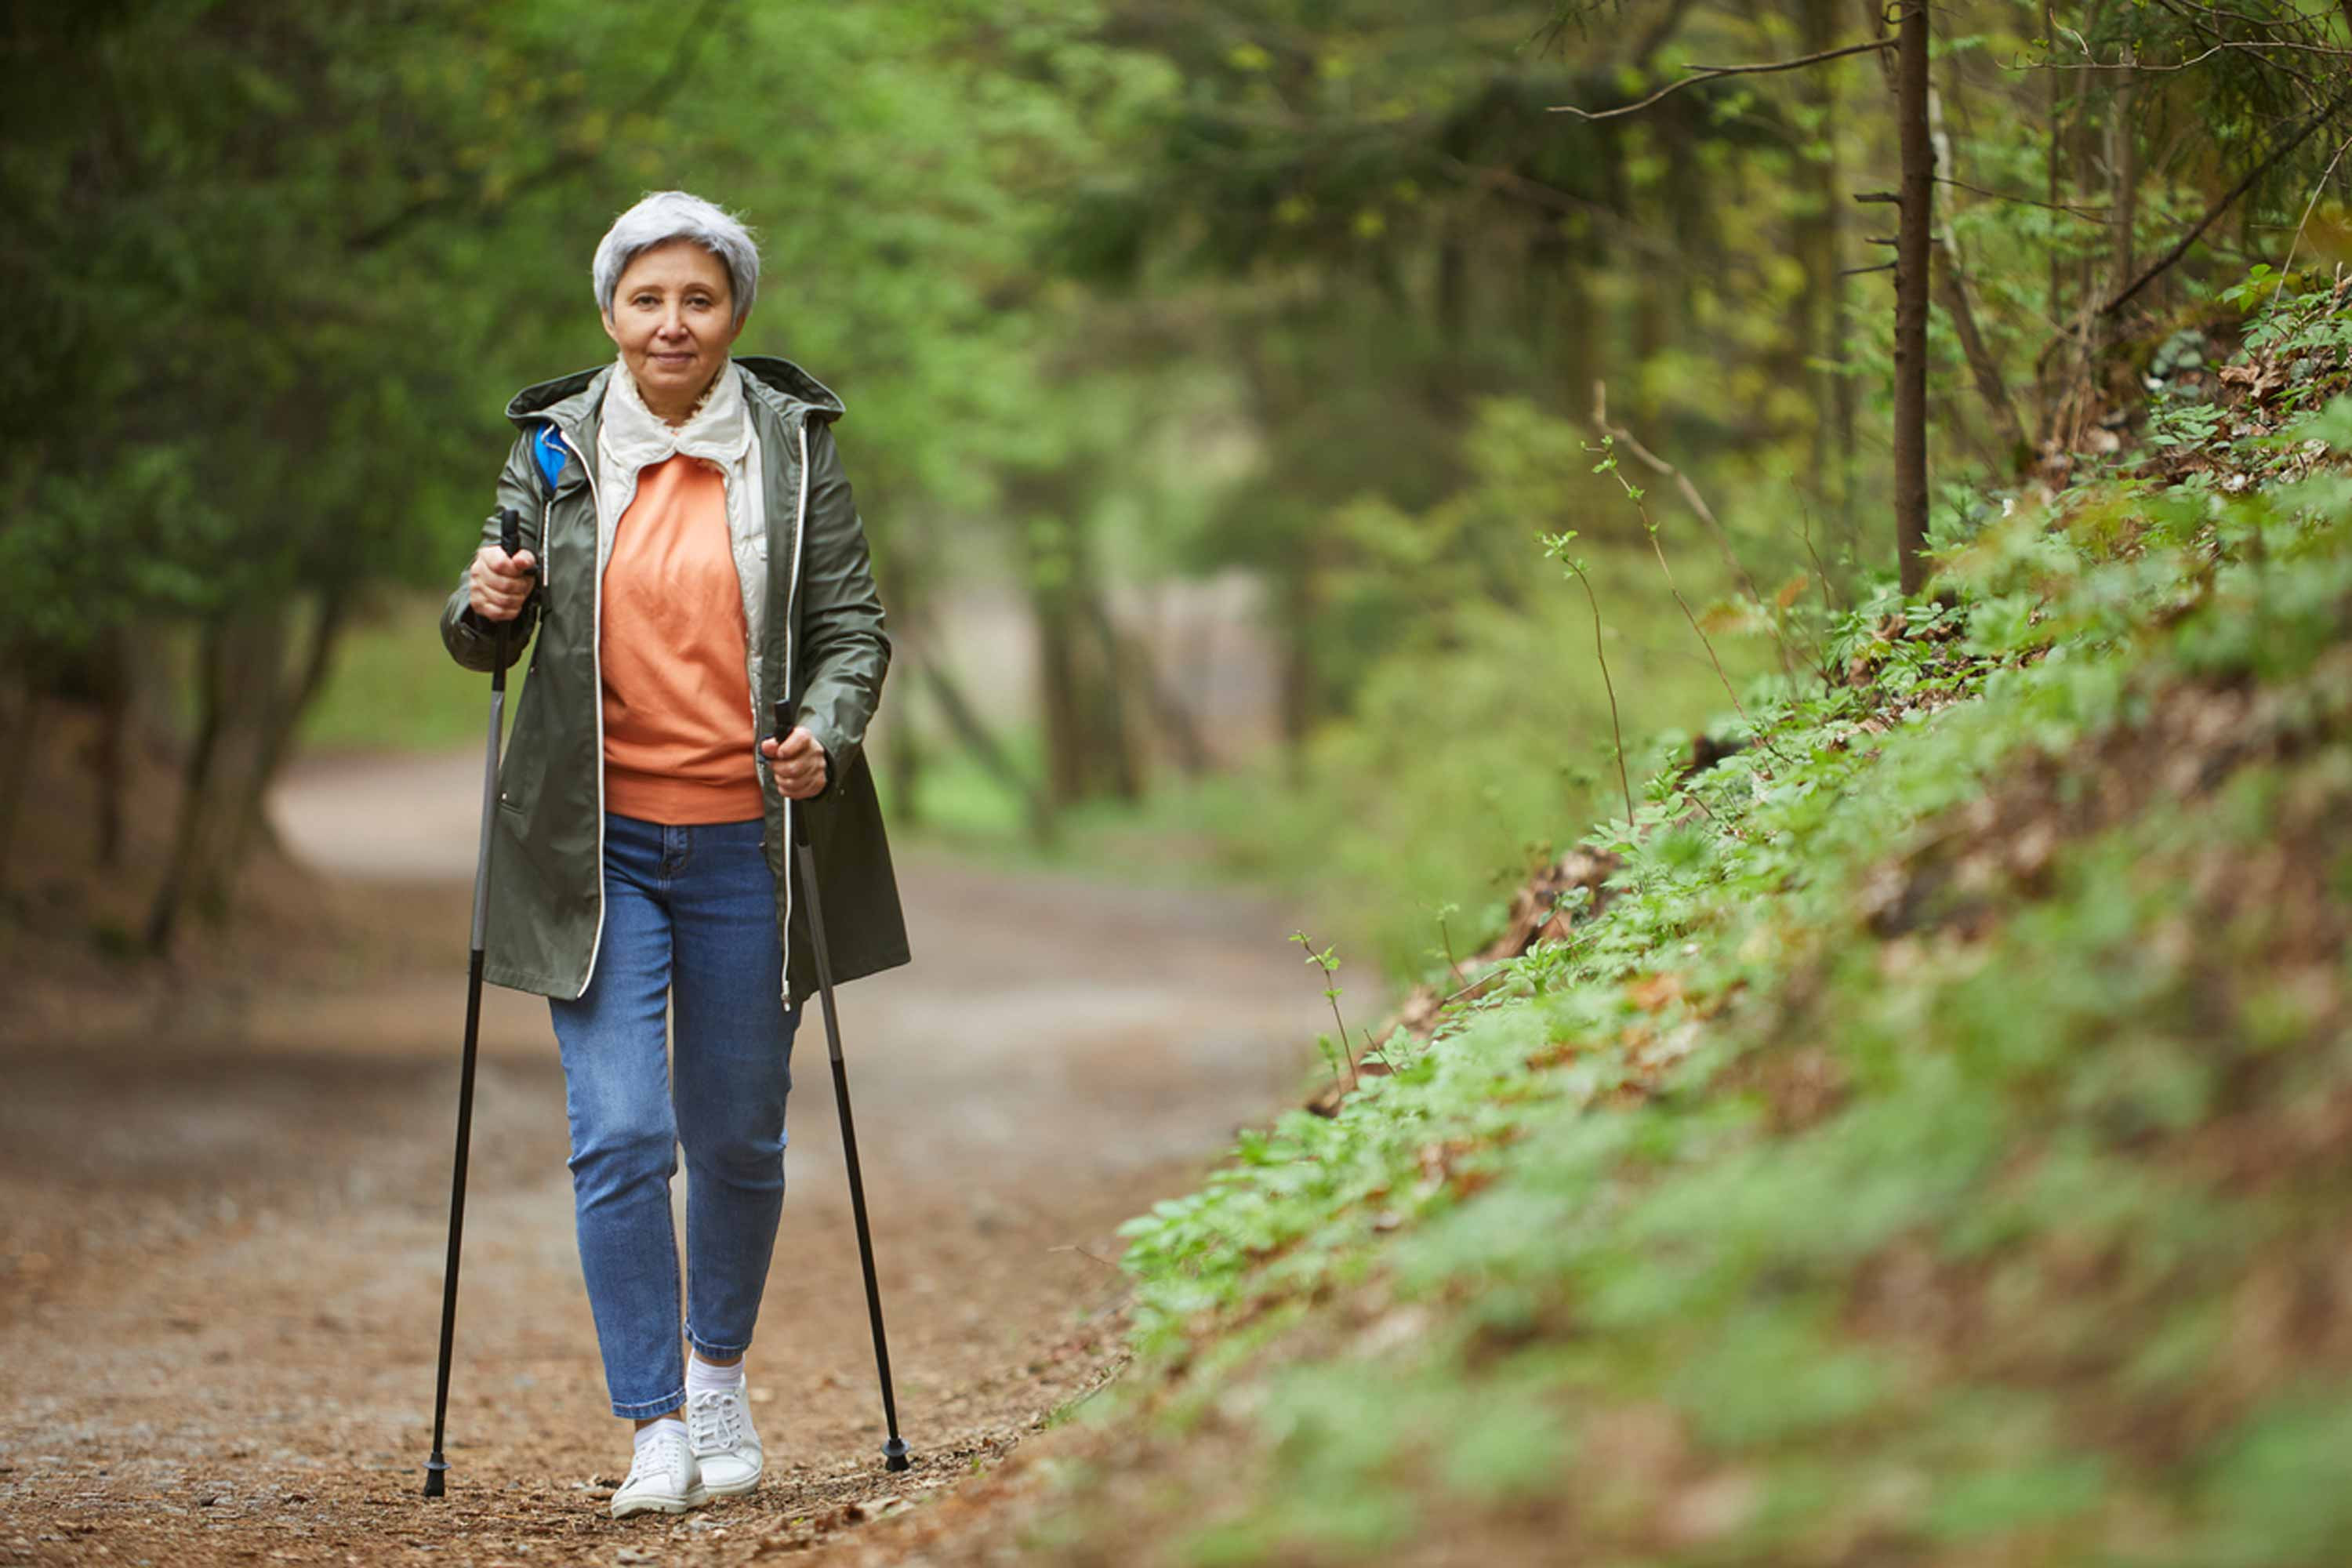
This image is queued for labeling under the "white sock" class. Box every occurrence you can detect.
[687,1352,746,1397]
[633,1415,685,1455]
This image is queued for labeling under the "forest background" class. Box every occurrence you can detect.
[5,0,2350,978]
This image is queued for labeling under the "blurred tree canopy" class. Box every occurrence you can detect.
[2,0,2347,960]
[0,0,1126,935]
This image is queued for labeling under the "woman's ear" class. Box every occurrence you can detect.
[601,311,621,347]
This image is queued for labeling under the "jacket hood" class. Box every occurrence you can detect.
[505,355,846,432]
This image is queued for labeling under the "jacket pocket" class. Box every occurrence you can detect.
[495,684,550,819]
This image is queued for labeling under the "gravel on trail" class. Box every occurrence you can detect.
[0,751,1314,1566]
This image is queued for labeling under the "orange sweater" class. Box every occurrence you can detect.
[599,454,767,825]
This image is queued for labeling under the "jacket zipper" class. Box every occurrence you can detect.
[728,445,767,978]
[778,419,812,1007]
[553,421,612,1001]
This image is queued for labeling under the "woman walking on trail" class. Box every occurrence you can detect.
[440,191,909,1519]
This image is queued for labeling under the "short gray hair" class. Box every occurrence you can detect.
[591,191,760,329]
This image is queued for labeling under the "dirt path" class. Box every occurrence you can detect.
[0,752,1314,1566]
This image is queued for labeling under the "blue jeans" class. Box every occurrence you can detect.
[549,813,801,1418]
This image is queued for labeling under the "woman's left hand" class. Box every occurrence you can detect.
[761,727,829,800]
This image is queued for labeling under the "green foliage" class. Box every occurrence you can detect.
[1081,281,2352,1565]
[1177,397,1785,974]
[1,0,1130,696]
[298,594,532,753]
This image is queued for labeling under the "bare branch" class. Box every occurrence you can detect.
[2012,38,2352,73]
[2100,84,2352,316]
[2274,129,2352,292]
[1551,36,1892,121]
[1591,381,1811,684]
[1935,175,2110,220]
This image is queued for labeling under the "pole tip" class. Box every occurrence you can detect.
[423,1457,448,1498]
[883,1438,911,1473]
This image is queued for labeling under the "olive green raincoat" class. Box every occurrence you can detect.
[438,358,909,1007]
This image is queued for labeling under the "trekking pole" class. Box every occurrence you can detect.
[423,506,532,1499]
[775,699,912,1474]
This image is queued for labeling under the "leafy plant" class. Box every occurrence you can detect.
[1538,528,1635,833]
[1082,278,2352,1566]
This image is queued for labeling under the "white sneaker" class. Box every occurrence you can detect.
[685,1384,764,1496]
[610,1421,708,1519]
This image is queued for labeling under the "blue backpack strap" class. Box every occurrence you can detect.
[530,423,569,495]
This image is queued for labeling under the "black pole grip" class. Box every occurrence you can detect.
[496,505,521,561]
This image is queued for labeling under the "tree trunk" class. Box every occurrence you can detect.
[868,532,927,829]
[2108,43,2138,332]
[1134,637,1211,779]
[1095,595,1208,780]
[1075,590,1143,800]
[75,629,133,869]
[1927,83,2027,464]
[1033,568,1086,808]
[1025,508,1135,808]
[1631,267,1668,434]
[219,590,349,879]
[1893,0,1933,594]
[146,609,301,949]
[1798,0,1854,528]
[919,655,1054,845]
[1076,586,1142,802]
[882,702,924,830]
[2038,0,2073,448]
[1436,220,1469,397]
[1525,223,1567,386]
[2044,0,2064,329]
[90,687,126,868]
[146,622,233,953]
[1232,321,1324,786]
[1555,249,1597,429]
[1933,246,2027,465]
[0,680,39,898]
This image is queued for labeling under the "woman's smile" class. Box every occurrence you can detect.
[601,237,745,423]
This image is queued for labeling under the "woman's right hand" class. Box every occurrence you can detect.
[469,545,539,621]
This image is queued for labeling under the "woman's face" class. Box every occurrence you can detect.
[602,239,744,413]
